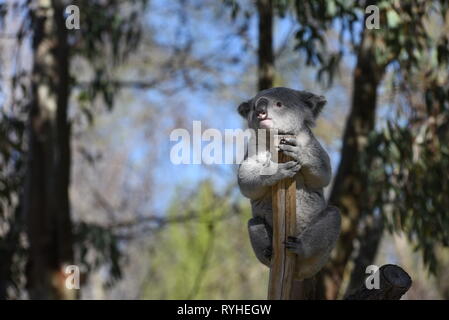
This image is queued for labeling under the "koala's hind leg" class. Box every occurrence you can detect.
[285,206,341,260]
[248,217,273,267]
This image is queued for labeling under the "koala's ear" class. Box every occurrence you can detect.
[237,100,251,118]
[299,91,327,118]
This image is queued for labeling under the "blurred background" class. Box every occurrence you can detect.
[0,0,448,300]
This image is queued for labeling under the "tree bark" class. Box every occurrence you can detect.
[345,264,412,300]
[23,0,75,300]
[315,8,386,299]
[257,0,274,91]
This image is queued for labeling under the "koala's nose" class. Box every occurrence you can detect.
[257,110,267,120]
[255,98,268,119]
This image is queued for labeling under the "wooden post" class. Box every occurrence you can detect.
[268,135,298,300]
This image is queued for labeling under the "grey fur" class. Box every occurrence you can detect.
[237,87,341,280]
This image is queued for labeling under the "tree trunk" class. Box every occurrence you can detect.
[257,0,274,91]
[23,0,75,300]
[315,13,386,299]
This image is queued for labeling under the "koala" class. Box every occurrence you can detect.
[237,87,341,280]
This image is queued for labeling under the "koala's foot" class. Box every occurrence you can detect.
[284,236,308,259]
[248,217,272,267]
[284,207,340,279]
[284,206,341,260]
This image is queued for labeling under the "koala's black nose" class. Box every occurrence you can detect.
[255,97,268,119]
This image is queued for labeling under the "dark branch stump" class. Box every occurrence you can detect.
[345,264,412,300]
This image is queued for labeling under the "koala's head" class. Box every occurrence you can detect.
[237,87,326,135]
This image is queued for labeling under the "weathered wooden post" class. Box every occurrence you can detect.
[267,135,298,300]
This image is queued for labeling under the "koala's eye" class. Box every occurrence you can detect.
[276,101,282,108]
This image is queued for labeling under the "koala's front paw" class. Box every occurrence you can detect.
[260,160,300,185]
[278,138,300,162]
[278,161,301,178]
[284,236,306,258]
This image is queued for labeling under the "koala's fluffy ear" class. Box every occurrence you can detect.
[237,100,251,118]
[299,91,327,118]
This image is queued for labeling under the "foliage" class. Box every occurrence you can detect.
[72,0,149,112]
[74,222,123,288]
[0,110,27,297]
[290,0,449,85]
[367,82,449,273]
[284,0,449,273]
[141,181,267,299]
[0,0,149,297]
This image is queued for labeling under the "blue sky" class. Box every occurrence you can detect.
[113,0,357,214]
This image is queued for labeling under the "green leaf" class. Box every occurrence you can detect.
[386,9,401,28]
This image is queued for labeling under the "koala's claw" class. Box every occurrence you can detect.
[282,161,298,169]
[263,247,273,260]
[284,236,303,255]
[278,143,300,161]
[280,137,297,146]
